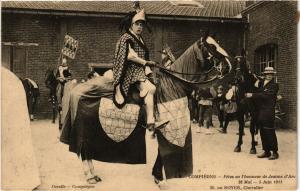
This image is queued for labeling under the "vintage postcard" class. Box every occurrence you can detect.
[1,1,297,190]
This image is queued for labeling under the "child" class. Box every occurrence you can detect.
[214,85,226,128]
[197,87,214,134]
[219,82,238,134]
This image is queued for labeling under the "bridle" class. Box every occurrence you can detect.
[153,43,231,84]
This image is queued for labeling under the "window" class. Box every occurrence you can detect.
[2,45,27,78]
[2,42,38,78]
[254,44,277,75]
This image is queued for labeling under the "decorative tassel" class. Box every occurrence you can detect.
[133,1,141,12]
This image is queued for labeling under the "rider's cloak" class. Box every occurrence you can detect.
[112,31,149,108]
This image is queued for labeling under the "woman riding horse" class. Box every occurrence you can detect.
[60,32,231,186]
[112,7,168,131]
[59,4,232,184]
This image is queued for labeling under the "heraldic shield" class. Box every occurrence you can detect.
[99,98,141,142]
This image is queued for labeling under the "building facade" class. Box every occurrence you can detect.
[2,1,245,117]
[243,1,297,129]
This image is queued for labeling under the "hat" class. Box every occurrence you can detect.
[263,67,276,74]
[132,9,146,24]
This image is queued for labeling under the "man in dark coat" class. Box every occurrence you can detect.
[245,67,279,160]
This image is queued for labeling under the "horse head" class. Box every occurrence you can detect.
[233,49,249,84]
[169,31,232,84]
[199,31,232,79]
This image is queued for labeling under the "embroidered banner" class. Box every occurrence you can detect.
[99,98,140,142]
[61,35,79,59]
[157,97,190,147]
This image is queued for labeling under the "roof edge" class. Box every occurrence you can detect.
[2,8,245,23]
[241,1,269,14]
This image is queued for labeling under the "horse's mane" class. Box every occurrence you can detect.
[169,42,203,83]
[156,41,205,103]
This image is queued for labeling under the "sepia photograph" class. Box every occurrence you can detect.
[1,1,297,190]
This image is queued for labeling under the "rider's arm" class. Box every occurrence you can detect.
[58,66,66,78]
[127,44,147,66]
[252,82,279,100]
[57,66,67,82]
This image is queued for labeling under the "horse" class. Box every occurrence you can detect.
[229,50,260,154]
[59,32,232,185]
[45,67,73,127]
[20,78,40,121]
[45,68,59,123]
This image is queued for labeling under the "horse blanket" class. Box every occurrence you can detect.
[157,97,190,147]
[156,97,193,179]
[99,98,141,142]
[2,68,41,190]
[60,76,147,164]
[60,75,192,167]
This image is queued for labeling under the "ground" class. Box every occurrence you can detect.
[30,116,297,191]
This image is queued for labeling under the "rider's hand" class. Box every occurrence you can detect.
[57,77,65,82]
[245,93,253,98]
[145,61,156,66]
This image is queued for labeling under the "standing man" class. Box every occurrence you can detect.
[245,67,279,160]
[56,55,72,109]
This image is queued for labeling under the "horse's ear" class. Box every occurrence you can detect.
[200,29,209,42]
[211,32,217,39]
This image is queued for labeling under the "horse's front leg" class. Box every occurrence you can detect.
[234,113,244,152]
[27,96,34,121]
[51,96,57,124]
[249,113,258,154]
[152,149,163,183]
[152,149,168,189]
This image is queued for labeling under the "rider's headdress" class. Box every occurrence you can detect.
[132,9,146,24]
[119,1,151,33]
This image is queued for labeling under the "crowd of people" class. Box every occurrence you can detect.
[188,66,279,160]
[189,85,224,134]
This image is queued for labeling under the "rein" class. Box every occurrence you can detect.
[154,64,215,76]
[153,64,220,85]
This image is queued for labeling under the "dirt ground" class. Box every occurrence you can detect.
[30,116,297,191]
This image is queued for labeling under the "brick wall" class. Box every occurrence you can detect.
[2,13,243,117]
[243,1,297,128]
